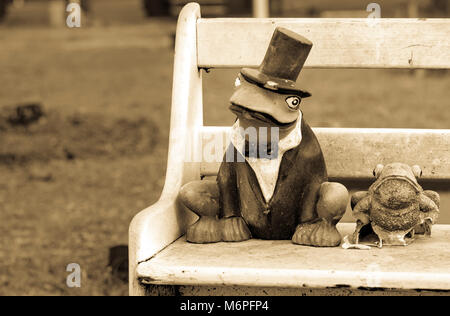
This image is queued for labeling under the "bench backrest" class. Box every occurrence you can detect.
[161,2,450,200]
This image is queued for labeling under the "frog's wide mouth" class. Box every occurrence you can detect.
[373,175,420,192]
[229,103,296,128]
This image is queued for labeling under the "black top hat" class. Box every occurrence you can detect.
[241,27,312,98]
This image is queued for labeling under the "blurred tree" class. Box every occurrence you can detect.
[432,0,448,14]
[0,0,12,22]
[65,0,89,13]
[0,1,5,22]
[108,245,128,283]
[424,0,449,17]
[143,0,170,17]
[228,0,252,15]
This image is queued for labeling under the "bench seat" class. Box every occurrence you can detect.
[137,223,450,291]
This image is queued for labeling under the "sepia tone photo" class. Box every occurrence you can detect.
[0,0,449,300]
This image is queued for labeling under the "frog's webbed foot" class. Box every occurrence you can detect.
[372,225,411,247]
[221,216,251,242]
[292,219,342,247]
[414,218,433,236]
[180,180,222,243]
[186,216,222,243]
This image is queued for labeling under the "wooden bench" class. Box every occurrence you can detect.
[129,2,450,296]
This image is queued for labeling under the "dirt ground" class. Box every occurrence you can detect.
[0,20,176,295]
[0,1,449,296]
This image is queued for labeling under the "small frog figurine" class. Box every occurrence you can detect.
[180,27,349,247]
[351,163,440,247]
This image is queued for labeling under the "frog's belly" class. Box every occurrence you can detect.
[371,203,421,231]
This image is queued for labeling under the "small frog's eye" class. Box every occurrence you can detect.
[373,164,384,178]
[285,96,301,110]
[412,165,422,178]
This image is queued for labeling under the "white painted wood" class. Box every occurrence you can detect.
[129,2,201,296]
[199,126,450,180]
[197,18,450,69]
[137,223,450,290]
[150,284,450,295]
[320,11,369,18]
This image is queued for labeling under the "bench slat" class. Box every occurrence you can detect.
[198,127,450,180]
[197,18,450,69]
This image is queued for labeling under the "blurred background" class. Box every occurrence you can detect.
[0,0,448,295]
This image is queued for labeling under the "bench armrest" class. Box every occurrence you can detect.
[129,197,197,295]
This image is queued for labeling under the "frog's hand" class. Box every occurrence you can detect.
[352,196,371,225]
[419,194,439,224]
[351,191,369,210]
[423,190,440,208]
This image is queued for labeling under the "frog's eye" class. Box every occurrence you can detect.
[373,164,384,178]
[412,165,422,178]
[285,96,301,110]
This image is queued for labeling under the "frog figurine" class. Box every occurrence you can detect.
[351,163,440,247]
[179,27,349,247]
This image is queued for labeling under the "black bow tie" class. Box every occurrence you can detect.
[243,140,278,159]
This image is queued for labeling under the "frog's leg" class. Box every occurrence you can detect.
[292,182,348,247]
[217,157,251,242]
[315,182,349,224]
[423,219,433,235]
[353,221,365,244]
[378,238,383,248]
[423,190,440,208]
[420,192,439,215]
[352,196,371,225]
[351,191,369,210]
[416,193,440,236]
[179,180,222,243]
[352,196,371,244]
